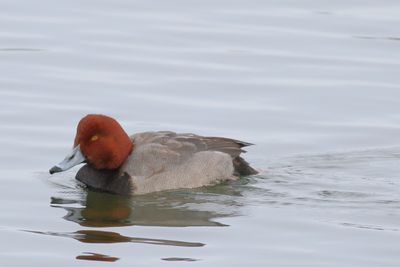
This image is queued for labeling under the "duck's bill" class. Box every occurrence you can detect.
[49,145,86,174]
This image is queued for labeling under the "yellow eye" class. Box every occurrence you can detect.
[91,135,99,141]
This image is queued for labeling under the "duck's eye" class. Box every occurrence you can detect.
[91,135,99,141]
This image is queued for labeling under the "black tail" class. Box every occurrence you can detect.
[233,156,258,176]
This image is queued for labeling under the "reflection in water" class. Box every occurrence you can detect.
[41,183,247,261]
[25,229,204,247]
[76,252,119,262]
[50,188,241,227]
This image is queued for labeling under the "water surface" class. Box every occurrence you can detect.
[1,0,400,266]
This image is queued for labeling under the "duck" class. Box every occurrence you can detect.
[49,114,258,195]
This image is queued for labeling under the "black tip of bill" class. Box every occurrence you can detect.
[49,166,62,174]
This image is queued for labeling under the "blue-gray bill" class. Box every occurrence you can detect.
[49,145,86,174]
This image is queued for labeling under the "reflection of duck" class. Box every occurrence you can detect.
[51,189,235,227]
[76,252,119,262]
[49,114,257,195]
[26,229,204,247]
[37,180,247,262]
[52,191,132,227]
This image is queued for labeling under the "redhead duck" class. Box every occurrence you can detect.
[50,114,258,195]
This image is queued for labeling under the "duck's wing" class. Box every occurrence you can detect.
[129,131,257,176]
[132,131,252,157]
[171,134,257,176]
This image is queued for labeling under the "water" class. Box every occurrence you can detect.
[1,0,400,266]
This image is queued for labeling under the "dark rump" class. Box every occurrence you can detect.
[199,136,258,176]
[233,156,258,176]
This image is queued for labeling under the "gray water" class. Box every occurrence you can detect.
[1,0,400,266]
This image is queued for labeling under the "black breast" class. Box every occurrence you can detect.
[75,165,134,196]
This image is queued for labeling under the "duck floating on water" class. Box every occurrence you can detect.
[50,114,257,195]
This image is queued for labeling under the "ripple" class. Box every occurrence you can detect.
[0,48,45,52]
[162,257,199,262]
[340,222,399,232]
[251,148,400,209]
